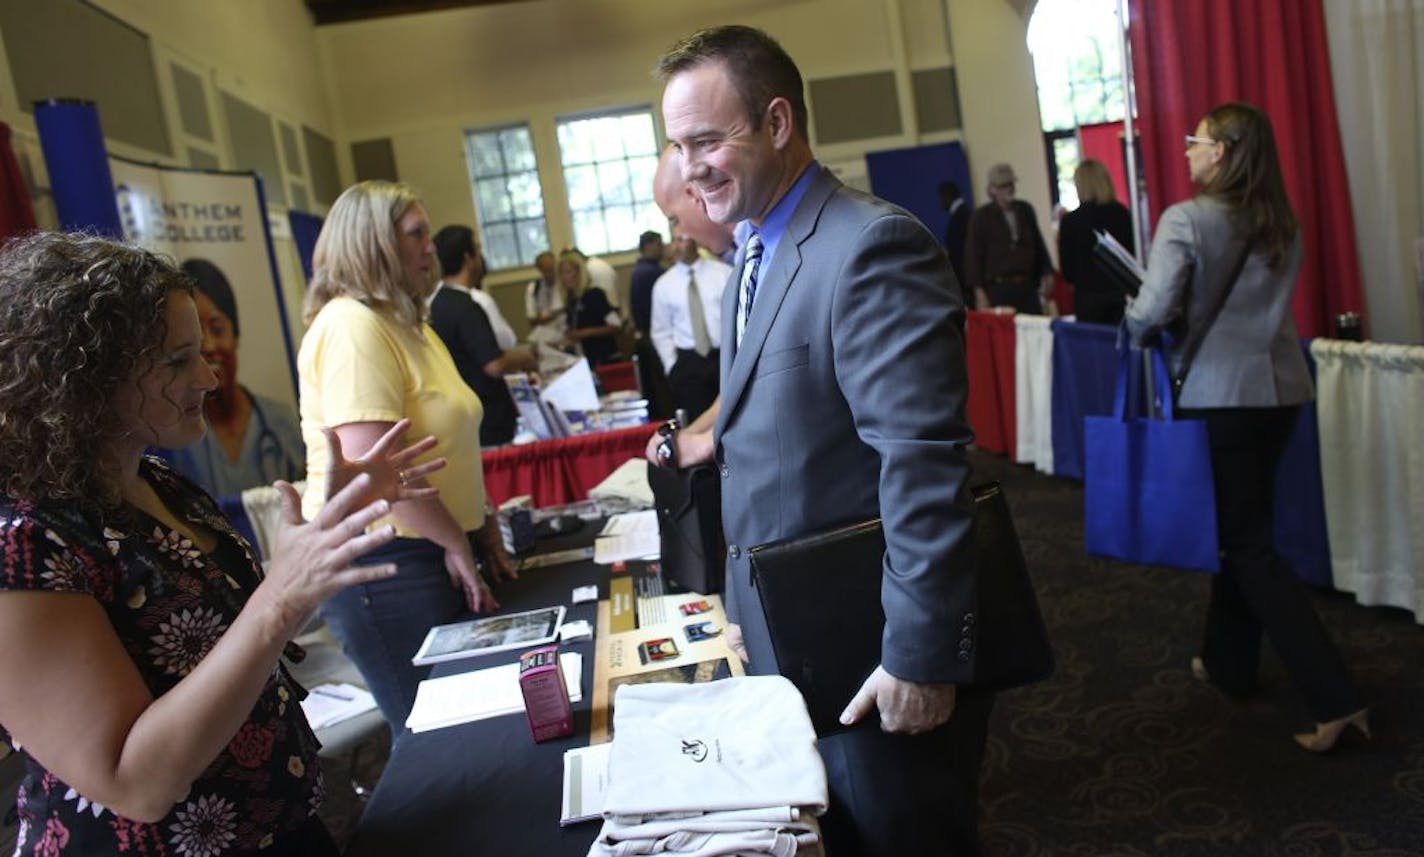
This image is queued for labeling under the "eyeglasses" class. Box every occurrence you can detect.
[1184,134,1218,148]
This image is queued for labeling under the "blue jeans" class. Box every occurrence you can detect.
[319,536,471,729]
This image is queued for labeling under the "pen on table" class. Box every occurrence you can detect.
[312,687,354,701]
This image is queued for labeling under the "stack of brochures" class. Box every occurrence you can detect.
[506,364,650,441]
[1092,229,1146,297]
[405,652,582,734]
[587,458,654,507]
[506,372,573,440]
[593,510,661,564]
[560,742,613,825]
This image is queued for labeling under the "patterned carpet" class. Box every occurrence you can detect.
[317,450,1424,855]
[971,451,1424,857]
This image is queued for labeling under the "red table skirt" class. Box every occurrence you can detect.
[965,310,1017,455]
[482,423,658,507]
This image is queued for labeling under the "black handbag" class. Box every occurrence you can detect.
[647,462,725,594]
[748,482,1054,737]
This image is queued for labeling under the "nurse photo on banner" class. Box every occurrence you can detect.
[164,258,305,496]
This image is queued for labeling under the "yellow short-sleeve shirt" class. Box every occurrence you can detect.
[298,297,485,535]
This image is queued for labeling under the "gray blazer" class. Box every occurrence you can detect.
[714,166,979,684]
[1125,196,1313,408]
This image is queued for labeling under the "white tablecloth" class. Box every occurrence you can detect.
[1014,315,1056,474]
[1312,339,1424,622]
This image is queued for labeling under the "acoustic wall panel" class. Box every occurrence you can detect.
[912,67,963,133]
[289,183,311,213]
[170,62,213,142]
[809,71,902,145]
[279,121,303,177]
[352,138,398,182]
[0,0,170,154]
[303,125,342,205]
[221,92,286,206]
[187,147,220,170]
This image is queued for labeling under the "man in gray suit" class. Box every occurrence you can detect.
[658,25,991,855]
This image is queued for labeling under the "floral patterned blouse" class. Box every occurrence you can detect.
[0,458,323,856]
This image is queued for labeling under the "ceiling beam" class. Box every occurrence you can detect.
[304,0,536,27]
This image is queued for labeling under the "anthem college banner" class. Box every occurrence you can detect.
[109,158,298,413]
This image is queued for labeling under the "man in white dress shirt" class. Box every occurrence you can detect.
[650,231,731,418]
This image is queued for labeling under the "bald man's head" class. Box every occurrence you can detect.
[654,147,735,257]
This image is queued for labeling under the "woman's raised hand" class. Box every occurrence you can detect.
[321,418,445,506]
[261,475,400,634]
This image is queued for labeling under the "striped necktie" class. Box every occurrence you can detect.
[735,233,764,348]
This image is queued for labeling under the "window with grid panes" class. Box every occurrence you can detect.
[555,108,663,255]
[463,124,549,270]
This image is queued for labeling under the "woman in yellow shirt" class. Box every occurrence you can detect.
[299,181,516,727]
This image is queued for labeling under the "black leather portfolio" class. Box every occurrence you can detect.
[748,482,1054,737]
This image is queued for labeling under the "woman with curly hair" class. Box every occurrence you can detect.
[299,181,517,729]
[0,231,442,855]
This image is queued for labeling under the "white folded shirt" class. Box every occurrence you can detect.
[600,675,827,820]
[593,814,822,857]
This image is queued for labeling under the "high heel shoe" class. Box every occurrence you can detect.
[1294,708,1370,753]
[1189,657,1210,682]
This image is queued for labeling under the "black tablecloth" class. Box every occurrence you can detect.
[346,530,606,857]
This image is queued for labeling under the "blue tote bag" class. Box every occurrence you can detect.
[1083,348,1220,572]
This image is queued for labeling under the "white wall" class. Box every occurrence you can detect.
[0,0,1050,335]
[314,0,1049,319]
[93,0,334,133]
[0,0,335,344]
[947,0,1054,261]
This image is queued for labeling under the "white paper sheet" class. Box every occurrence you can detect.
[593,530,661,564]
[599,509,659,536]
[542,357,601,412]
[299,683,377,729]
[561,741,613,825]
[588,459,654,506]
[405,652,583,733]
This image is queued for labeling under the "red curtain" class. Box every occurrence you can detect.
[1128,0,1364,338]
[0,122,38,244]
[1078,121,1130,205]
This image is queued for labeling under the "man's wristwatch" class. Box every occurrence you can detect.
[655,418,680,468]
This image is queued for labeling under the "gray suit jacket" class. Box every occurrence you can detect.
[1126,196,1313,408]
[714,166,979,684]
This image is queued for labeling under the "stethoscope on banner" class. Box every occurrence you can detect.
[202,390,300,484]
[250,395,299,480]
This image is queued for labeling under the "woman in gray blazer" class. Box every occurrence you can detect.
[1125,102,1365,753]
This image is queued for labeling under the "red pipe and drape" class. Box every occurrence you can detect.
[1128,0,1365,338]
